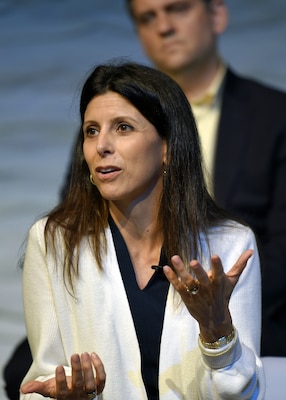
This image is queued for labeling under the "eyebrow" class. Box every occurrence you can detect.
[83,115,139,127]
[135,0,189,15]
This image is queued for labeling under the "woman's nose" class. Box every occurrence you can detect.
[96,131,113,156]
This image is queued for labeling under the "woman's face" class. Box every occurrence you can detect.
[83,91,166,207]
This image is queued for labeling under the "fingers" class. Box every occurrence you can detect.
[21,380,46,395]
[226,249,254,277]
[56,365,70,398]
[163,255,207,295]
[163,249,254,295]
[71,353,86,395]
[21,353,105,399]
[57,352,105,398]
[164,255,197,285]
[21,376,58,398]
[91,352,106,394]
[202,249,253,293]
[72,352,106,396]
[80,353,96,393]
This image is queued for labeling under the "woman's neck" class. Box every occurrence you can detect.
[109,202,161,244]
[109,201,163,289]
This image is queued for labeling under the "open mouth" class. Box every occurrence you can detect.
[96,166,121,178]
[99,168,117,174]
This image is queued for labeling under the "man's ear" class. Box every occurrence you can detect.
[210,0,229,35]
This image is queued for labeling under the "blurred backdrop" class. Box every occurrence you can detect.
[0,0,286,398]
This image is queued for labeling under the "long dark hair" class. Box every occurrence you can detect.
[45,61,227,289]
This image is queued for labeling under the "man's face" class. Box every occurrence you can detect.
[130,0,219,74]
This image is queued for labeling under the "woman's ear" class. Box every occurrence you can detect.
[210,0,229,35]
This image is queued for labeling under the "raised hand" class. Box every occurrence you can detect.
[163,249,254,342]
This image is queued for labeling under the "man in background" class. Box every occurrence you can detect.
[126,0,286,356]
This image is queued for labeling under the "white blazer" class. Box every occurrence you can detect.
[21,218,265,399]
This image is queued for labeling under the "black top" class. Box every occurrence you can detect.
[109,217,170,400]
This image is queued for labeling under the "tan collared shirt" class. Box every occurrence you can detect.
[191,62,226,196]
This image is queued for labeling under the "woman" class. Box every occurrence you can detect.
[20,62,264,399]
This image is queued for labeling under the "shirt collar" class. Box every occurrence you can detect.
[191,60,226,107]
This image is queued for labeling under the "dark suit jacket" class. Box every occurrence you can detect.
[214,68,286,356]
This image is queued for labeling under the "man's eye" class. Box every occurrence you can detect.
[136,13,155,26]
[171,3,190,12]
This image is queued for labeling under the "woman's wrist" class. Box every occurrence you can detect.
[198,327,241,370]
[199,327,236,350]
[198,315,233,343]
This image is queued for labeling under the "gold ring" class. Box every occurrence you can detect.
[186,282,200,295]
[86,388,97,400]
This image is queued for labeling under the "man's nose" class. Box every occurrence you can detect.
[156,12,176,37]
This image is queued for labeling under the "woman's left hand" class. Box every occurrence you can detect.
[21,352,106,399]
[163,249,253,342]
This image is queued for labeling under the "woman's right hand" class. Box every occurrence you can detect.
[163,249,254,342]
[21,352,106,399]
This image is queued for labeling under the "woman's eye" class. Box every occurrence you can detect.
[85,127,99,136]
[118,123,132,132]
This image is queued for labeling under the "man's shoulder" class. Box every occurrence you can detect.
[223,67,286,116]
[224,67,286,102]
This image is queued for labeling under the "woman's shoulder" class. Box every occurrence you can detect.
[204,220,257,252]
[209,220,253,236]
[198,221,259,272]
[28,216,48,236]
